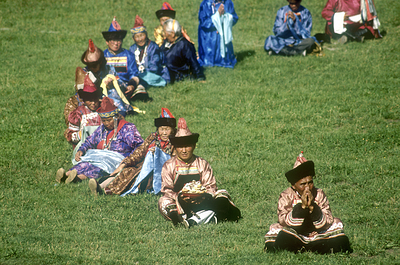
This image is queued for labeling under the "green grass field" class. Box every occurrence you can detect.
[1,0,400,263]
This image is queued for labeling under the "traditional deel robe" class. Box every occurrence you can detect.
[106,132,173,195]
[321,0,381,38]
[129,40,170,87]
[264,5,313,54]
[103,48,139,113]
[198,0,238,68]
[69,120,143,179]
[154,25,194,47]
[162,37,205,83]
[64,105,102,147]
[264,187,351,253]
[158,155,241,223]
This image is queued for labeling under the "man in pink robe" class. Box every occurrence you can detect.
[264,153,352,254]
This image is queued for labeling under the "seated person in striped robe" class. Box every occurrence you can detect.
[264,153,352,254]
[158,118,241,227]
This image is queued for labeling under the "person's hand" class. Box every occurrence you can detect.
[301,187,314,212]
[288,11,296,22]
[218,4,225,16]
[75,151,83,162]
[110,163,126,176]
[104,77,113,88]
[148,147,156,154]
[125,85,135,95]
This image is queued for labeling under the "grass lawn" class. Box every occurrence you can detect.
[1,0,400,264]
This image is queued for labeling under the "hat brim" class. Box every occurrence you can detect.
[81,50,105,67]
[170,133,199,147]
[156,10,176,20]
[102,30,127,41]
[285,161,315,185]
[78,89,102,101]
[154,117,176,128]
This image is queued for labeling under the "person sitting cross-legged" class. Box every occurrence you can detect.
[158,118,241,227]
[264,0,318,56]
[264,152,352,254]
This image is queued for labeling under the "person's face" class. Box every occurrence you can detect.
[163,25,176,43]
[101,116,116,131]
[292,175,314,196]
[175,144,195,163]
[133,32,147,47]
[83,99,100,112]
[106,39,123,53]
[287,0,301,12]
[159,16,171,26]
[158,126,174,141]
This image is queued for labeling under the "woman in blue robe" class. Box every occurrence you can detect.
[198,0,239,68]
[129,15,170,87]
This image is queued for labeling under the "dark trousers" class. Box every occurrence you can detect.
[265,230,352,254]
[279,38,315,56]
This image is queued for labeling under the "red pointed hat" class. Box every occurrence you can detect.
[102,16,127,41]
[131,15,147,35]
[156,2,176,19]
[285,152,315,185]
[81,39,105,67]
[97,97,119,118]
[154,108,176,128]
[78,74,102,101]
[169,118,199,147]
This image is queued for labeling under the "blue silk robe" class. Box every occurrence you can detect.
[162,37,205,83]
[129,40,170,86]
[198,0,238,68]
[103,48,139,86]
[264,5,313,54]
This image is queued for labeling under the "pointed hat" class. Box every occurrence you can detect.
[169,118,199,146]
[154,108,176,128]
[131,15,147,35]
[81,39,104,67]
[156,2,176,19]
[285,152,315,185]
[78,74,102,101]
[97,97,119,118]
[102,16,127,40]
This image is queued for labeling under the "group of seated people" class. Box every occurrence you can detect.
[265,0,382,56]
[54,0,367,254]
[57,106,353,253]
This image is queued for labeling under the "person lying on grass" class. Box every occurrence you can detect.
[264,152,352,254]
[158,118,240,228]
[56,97,143,184]
[88,108,176,196]
[161,19,205,84]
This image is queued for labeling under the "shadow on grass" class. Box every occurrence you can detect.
[236,50,256,63]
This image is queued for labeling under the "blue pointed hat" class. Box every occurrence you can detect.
[154,108,176,128]
[102,16,127,41]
